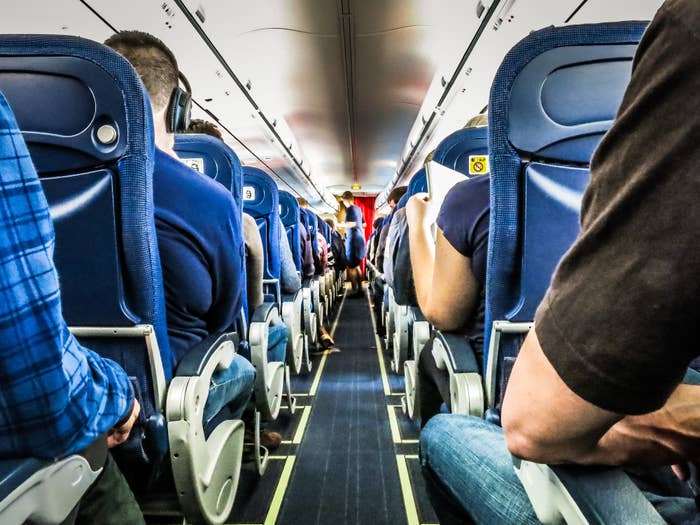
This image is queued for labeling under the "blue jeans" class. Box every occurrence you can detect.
[203,353,256,423]
[268,320,288,364]
[420,415,699,525]
[420,415,539,524]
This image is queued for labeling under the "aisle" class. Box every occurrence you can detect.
[277,288,405,524]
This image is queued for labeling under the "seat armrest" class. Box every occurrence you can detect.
[434,332,480,374]
[0,456,101,524]
[174,332,239,377]
[251,301,277,323]
[513,457,664,525]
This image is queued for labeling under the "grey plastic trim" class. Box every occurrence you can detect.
[249,304,286,420]
[0,456,100,525]
[484,321,533,409]
[166,337,244,525]
[70,324,166,412]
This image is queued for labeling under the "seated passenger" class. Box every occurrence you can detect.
[0,92,144,524]
[420,2,700,522]
[368,216,384,266]
[382,188,409,290]
[338,191,366,297]
[375,186,407,273]
[298,199,334,350]
[406,137,489,425]
[105,32,256,436]
[325,217,347,276]
[183,118,291,370]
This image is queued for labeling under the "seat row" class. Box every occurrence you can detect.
[0,35,341,525]
[372,21,670,523]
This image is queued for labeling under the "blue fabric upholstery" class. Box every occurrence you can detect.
[243,167,281,280]
[433,126,488,176]
[307,211,320,255]
[485,22,648,403]
[173,133,236,194]
[0,35,170,411]
[407,167,428,196]
[279,191,302,272]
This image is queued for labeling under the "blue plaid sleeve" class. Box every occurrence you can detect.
[0,91,134,459]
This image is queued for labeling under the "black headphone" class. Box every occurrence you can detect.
[166,71,192,133]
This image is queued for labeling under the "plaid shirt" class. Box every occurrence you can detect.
[0,92,133,459]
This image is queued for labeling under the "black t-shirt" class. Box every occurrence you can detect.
[535,0,700,415]
[436,175,490,353]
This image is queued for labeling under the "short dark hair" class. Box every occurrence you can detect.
[105,31,178,112]
[341,191,354,203]
[187,118,223,140]
[387,186,408,205]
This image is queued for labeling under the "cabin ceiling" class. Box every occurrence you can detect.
[1,0,665,212]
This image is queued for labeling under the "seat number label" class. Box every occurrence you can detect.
[182,157,204,173]
[243,186,257,201]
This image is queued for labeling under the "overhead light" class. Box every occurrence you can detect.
[351,183,361,190]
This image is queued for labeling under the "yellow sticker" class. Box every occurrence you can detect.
[469,155,489,175]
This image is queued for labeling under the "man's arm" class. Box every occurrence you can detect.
[503,329,700,466]
[406,194,480,331]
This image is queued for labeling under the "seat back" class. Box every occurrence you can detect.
[242,166,281,281]
[307,210,320,256]
[433,126,488,176]
[279,191,302,272]
[0,35,170,417]
[173,133,249,322]
[173,133,236,195]
[485,22,647,407]
[407,167,428,196]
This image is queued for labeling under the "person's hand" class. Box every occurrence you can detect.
[107,398,140,448]
[406,193,438,229]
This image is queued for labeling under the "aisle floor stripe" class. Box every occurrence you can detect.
[396,454,420,525]
[264,456,296,525]
[307,289,347,397]
[292,406,311,444]
[366,291,391,395]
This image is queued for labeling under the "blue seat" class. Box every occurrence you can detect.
[314,213,336,313]
[0,35,244,524]
[0,89,103,525]
[433,126,488,176]
[279,191,303,272]
[481,22,659,524]
[242,166,294,419]
[302,209,326,327]
[398,127,490,418]
[299,207,322,342]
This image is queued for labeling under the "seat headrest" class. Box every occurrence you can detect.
[433,126,489,176]
[490,21,648,163]
[173,133,242,198]
[278,191,300,227]
[242,166,278,218]
[407,167,428,196]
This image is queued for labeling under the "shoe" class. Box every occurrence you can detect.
[260,430,282,450]
[321,333,334,349]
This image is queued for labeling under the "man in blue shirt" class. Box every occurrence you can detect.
[105,32,255,429]
[0,92,144,523]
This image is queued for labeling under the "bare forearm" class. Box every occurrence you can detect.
[409,222,435,313]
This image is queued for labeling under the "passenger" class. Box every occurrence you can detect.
[407,117,489,426]
[368,216,384,266]
[179,117,286,447]
[0,92,145,524]
[420,2,700,522]
[298,199,335,350]
[325,217,347,277]
[375,186,407,273]
[104,32,260,443]
[338,191,366,297]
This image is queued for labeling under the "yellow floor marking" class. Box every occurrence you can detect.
[387,405,401,444]
[308,351,329,396]
[307,289,347,397]
[292,406,311,444]
[367,291,391,395]
[264,456,296,525]
[396,454,420,525]
[405,454,419,460]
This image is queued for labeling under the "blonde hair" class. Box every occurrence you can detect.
[464,112,488,129]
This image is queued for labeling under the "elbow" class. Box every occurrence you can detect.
[503,422,551,463]
[421,302,462,332]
